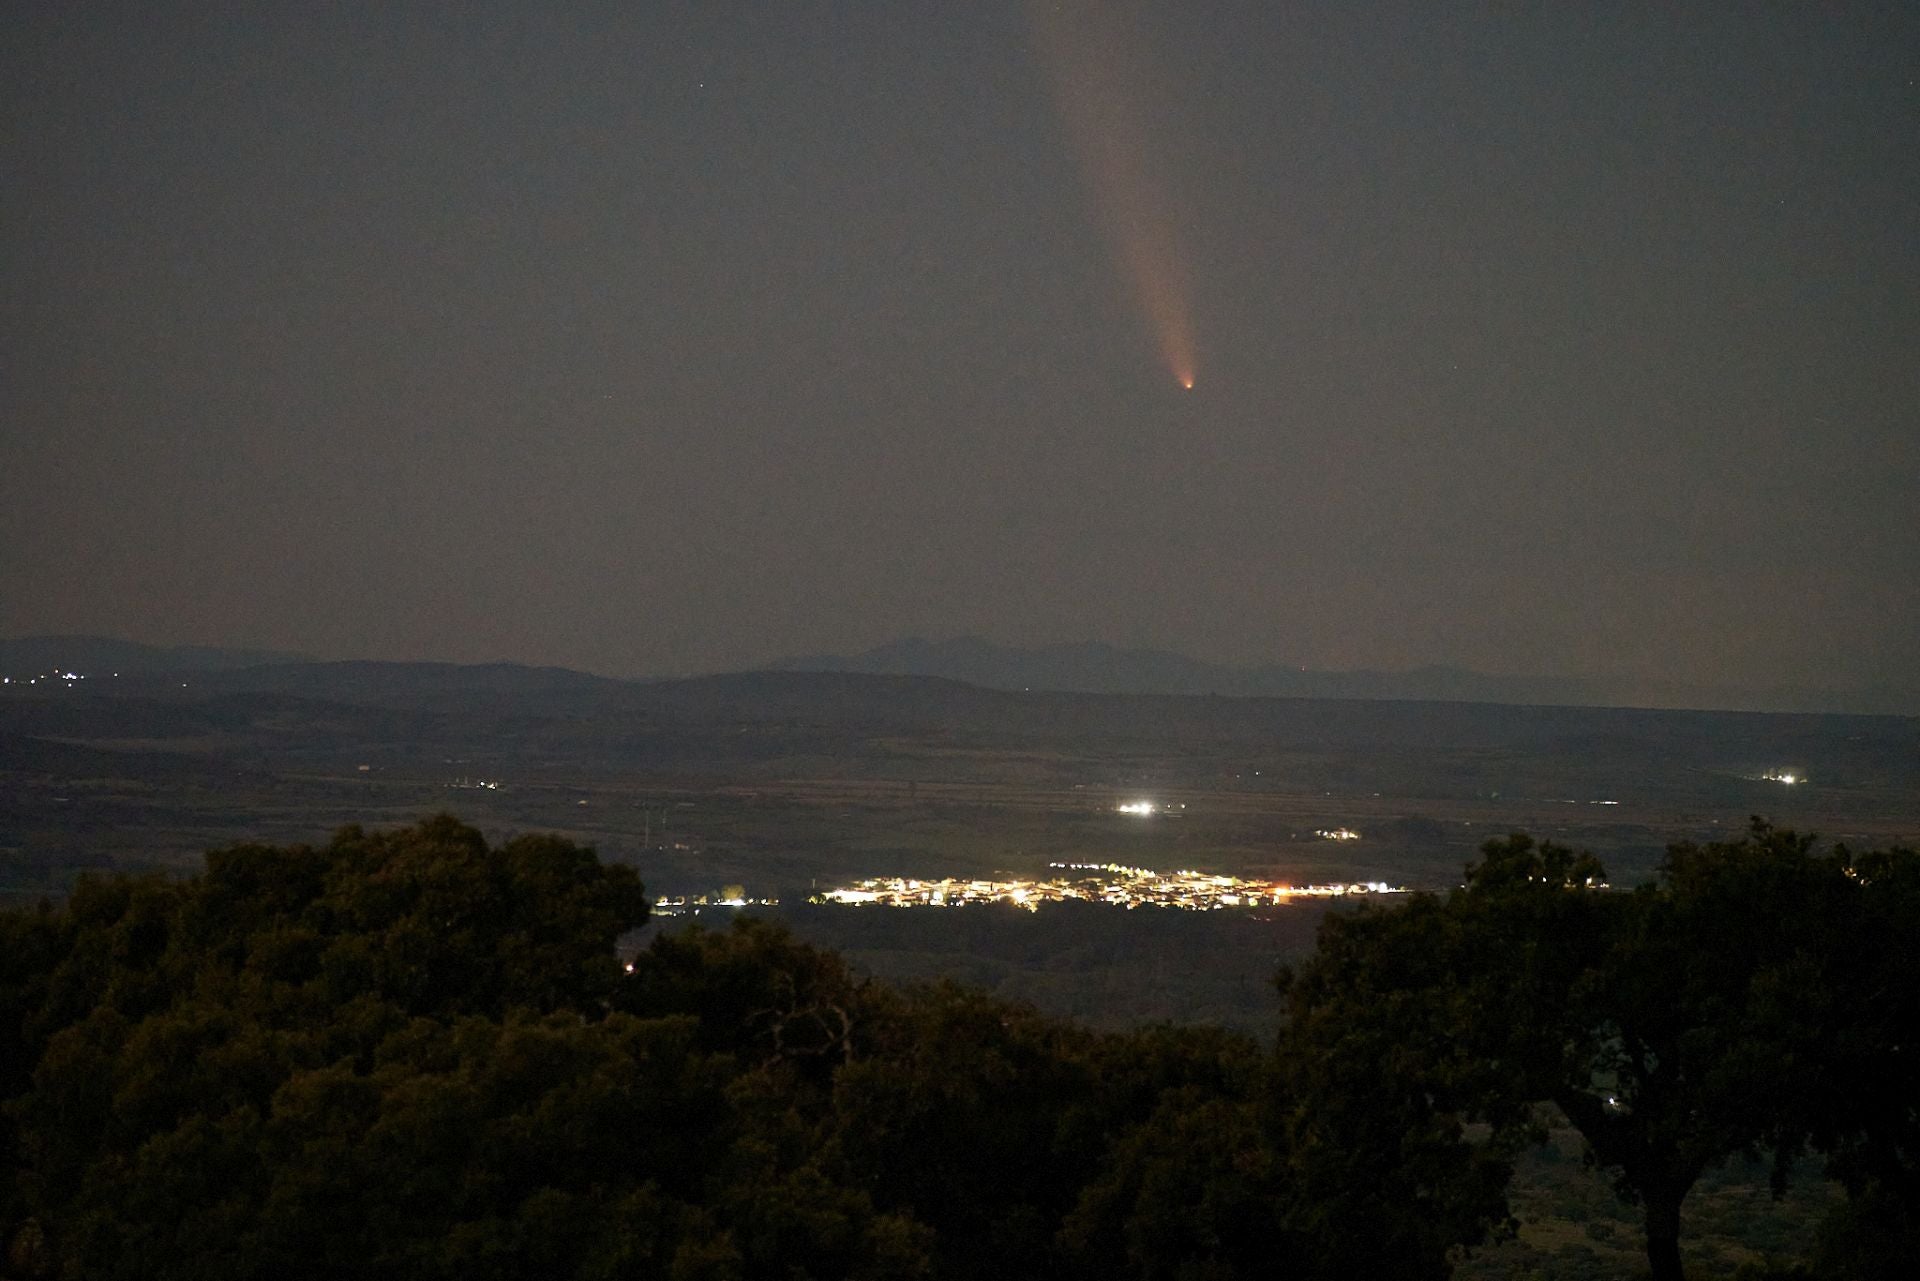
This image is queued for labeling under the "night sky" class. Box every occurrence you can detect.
[6,2,1917,694]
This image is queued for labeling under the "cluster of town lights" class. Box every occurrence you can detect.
[1115,800,1185,815]
[653,892,778,916]
[815,862,1402,912]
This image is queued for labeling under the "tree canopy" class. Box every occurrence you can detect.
[0,818,1290,1280]
[1280,821,1920,1281]
[1,815,1915,1280]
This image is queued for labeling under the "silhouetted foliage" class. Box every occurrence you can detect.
[0,819,1292,1279]
[1281,820,1920,1281]
[1,815,1913,1279]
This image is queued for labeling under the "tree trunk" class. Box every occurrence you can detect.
[1643,1187,1685,1281]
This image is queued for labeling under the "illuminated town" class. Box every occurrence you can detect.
[815,862,1403,911]
[1115,800,1184,816]
[653,891,779,916]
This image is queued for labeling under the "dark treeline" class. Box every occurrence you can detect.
[0,816,1914,1280]
[770,897,1331,1031]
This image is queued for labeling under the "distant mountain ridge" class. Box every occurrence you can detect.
[0,635,306,677]
[7,634,1912,716]
[769,637,1609,703]
[768,636,1918,716]
[7,646,1917,815]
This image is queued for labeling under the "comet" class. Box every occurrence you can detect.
[1030,0,1197,391]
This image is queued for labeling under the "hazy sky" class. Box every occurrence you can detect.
[5,2,1917,691]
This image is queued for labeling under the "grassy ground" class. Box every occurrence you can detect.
[1457,1118,1841,1280]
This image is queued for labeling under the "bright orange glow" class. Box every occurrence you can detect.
[1031,1,1197,389]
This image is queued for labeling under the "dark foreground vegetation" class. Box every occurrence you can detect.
[1,817,1915,1280]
